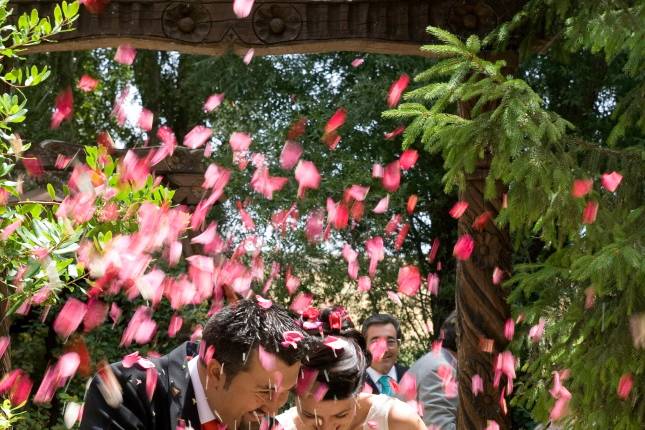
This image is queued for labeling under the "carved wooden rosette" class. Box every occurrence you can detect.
[456,155,512,429]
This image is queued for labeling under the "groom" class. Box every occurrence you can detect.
[80,298,309,430]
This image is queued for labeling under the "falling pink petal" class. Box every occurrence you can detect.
[365,236,385,277]
[584,287,596,309]
[373,195,390,214]
[295,160,321,198]
[492,267,504,285]
[357,276,371,292]
[397,265,421,296]
[80,0,110,15]
[324,108,347,135]
[346,185,370,202]
[449,201,469,219]
[256,295,273,309]
[281,331,304,349]
[258,345,277,371]
[427,238,440,263]
[504,319,515,340]
[406,194,418,214]
[582,200,599,224]
[368,338,387,362]
[77,74,99,92]
[305,210,324,243]
[384,126,405,140]
[146,367,157,401]
[395,220,409,248]
[151,125,177,165]
[202,164,231,190]
[183,125,212,149]
[387,74,410,108]
[230,132,252,152]
[111,87,130,126]
[472,211,493,231]
[351,58,364,67]
[57,352,80,379]
[0,337,9,359]
[381,160,400,192]
[204,93,225,112]
[400,149,418,170]
[372,163,384,178]
[168,314,183,338]
[485,421,500,430]
[617,373,633,399]
[453,234,474,260]
[1,218,22,240]
[571,178,593,198]
[33,365,59,404]
[63,401,82,428]
[427,273,439,295]
[528,318,546,343]
[109,303,122,327]
[471,374,484,396]
[396,372,417,401]
[242,48,255,64]
[386,290,403,306]
[53,298,88,339]
[137,108,154,131]
[250,167,288,199]
[55,154,73,169]
[114,44,137,65]
[51,87,74,129]
[279,140,303,170]
[83,298,108,332]
[601,171,622,192]
[233,0,254,18]
[289,292,313,314]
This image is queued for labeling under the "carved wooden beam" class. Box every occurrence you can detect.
[10,0,523,56]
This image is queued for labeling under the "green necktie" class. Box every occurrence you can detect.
[377,375,393,396]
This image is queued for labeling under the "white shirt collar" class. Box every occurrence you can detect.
[366,365,398,386]
[188,356,217,424]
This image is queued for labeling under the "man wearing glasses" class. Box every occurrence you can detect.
[361,313,408,397]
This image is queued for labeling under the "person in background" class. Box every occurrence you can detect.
[361,313,408,396]
[80,298,310,430]
[409,310,459,430]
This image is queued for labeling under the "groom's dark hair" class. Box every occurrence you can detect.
[202,298,308,385]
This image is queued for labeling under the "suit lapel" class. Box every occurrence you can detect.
[166,342,200,430]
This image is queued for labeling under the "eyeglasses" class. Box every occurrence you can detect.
[368,337,400,348]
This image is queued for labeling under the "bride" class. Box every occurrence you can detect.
[276,311,425,430]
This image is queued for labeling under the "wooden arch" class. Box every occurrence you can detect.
[9,1,524,429]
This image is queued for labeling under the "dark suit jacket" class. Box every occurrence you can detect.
[80,341,201,430]
[364,363,409,394]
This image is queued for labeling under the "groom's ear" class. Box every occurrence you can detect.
[207,358,227,388]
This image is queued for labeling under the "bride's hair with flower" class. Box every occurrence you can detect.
[299,306,368,400]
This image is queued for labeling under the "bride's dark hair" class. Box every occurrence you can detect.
[300,306,368,400]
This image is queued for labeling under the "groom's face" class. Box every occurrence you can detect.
[206,348,301,428]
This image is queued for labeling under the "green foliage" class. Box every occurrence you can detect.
[386,14,644,429]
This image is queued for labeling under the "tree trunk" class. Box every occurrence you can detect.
[455,156,512,429]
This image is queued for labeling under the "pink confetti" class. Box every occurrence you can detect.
[449,201,469,219]
[233,0,254,18]
[406,194,418,214]
[280,140,303,170]
[381,160,401,192]
[146,367,157,401]
[77,74,99,92]
[203,93,225,112]
[582,200,599,224]
[51,87,73,129]
[53,298,88,339]
[397,265,421,296]
[230,131,252,152]
[358,276,371,292]
[400,149,418,170]
[281,331,304,349]
[373,195,390,214]
[601,171,622,192]
[387,74,410,108]
[242,48,255,64]
[453,234,474,260]
[351,58,364,67]
[571,178,593,198]
[114,44,137,65]
[183,125,212,149]
[471,374,484,396]
[617,373,633,399]
[295,160,321,198]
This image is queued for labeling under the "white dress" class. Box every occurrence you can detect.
[276,394,396,430]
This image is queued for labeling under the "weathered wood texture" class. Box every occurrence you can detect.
[10,0,521,56]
